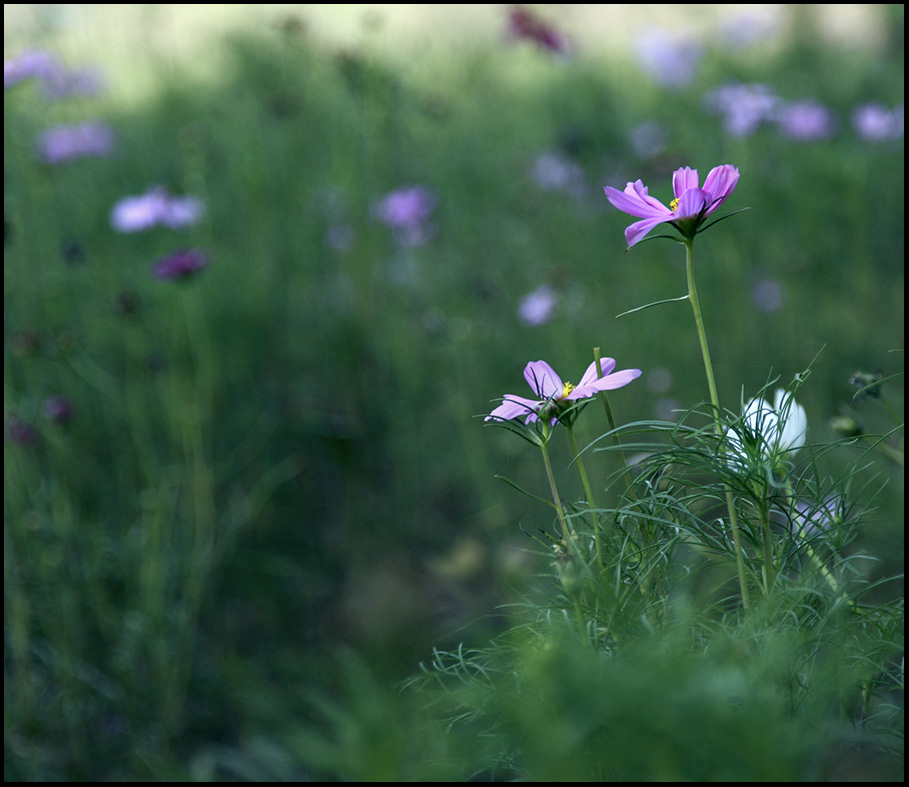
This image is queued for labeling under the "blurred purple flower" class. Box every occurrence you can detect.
[4,50,56,89]
[635,28,702,89]
[774,100,836,141]
[36,121,115,164]
[7,414,38,446]
[531,152,585,195]
[152,249,209,281]
[517,285,558,326]
[506,5,570,55]
[41,394,74,425]
[110,186,205,232]
[5,50,104,98]
[375,186,437,247]
[704,82,780,137]
[604,164,740,247]
[852,102,904,142]
[793,496,843,538]
[40,63,105,99]
[486,357,642,426]
[718,9,781,49]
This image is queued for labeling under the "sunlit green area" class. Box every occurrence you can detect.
[5,4,903,780]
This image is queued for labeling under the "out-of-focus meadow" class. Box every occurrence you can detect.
[4,4,904,780]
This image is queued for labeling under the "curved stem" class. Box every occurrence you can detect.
[685,239,751,609]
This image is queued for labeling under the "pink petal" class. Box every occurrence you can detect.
[604,181,671,219]
[672,167,699,198]
[576,359,617,388]
[524,360,562,399]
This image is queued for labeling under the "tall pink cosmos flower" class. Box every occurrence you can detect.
[486,358,641,426]
[604,165,740,247]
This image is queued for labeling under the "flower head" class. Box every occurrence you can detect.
[604,164,740,247]
[36,121,115,164]
[773,99,836,141]
[486,358,641,426]
[635,28,702,90]
[110,186,204,232]
[152,249,209,281]
[792,496,843,538]
[703,82,779,138]
[852,102,904,143]
[506,5,570,55]
[517,285,558,326]
[725,388,807,473]
[374,186,437,246]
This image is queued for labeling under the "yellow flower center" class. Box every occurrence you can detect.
[670,197,680,212]
[561,382,575,399]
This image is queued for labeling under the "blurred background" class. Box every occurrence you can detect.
[4,4,904,780]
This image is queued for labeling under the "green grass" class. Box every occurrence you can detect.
[4,4,904,780]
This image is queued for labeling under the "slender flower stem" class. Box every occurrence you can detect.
[758,498,776,595]
[685,239,751,609]
[566,424,603,571]
[539,437,574,552]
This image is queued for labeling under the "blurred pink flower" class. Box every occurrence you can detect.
[704,82,780,137]
[793,496,843,538]
[635,28,701,89]
[604,165,740,247]
[517,285,558,326]
[852,102,904,142]
[37,121,114,164]
[375,186,437,246]
[486,358,641,426]
[152,249,209,281]
[4,50,56,89]
[774,100,836,141]
[110,186,205,232]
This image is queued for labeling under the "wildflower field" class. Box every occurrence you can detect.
[4,4,904,781]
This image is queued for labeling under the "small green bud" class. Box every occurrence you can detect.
[829,415,863,438]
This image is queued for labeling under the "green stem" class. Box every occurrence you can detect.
[685,239,751,609]
[758,498,776,595]
[594,350,667,602]
[566,424,603,571]
[539,437,574,552]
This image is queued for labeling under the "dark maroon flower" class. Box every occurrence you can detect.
[152,249,209,281]
[506,5,570,54]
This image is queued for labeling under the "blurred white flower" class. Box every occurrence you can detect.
[726,388,807,472]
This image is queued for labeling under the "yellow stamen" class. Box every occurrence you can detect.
[561,382,575,399]
[670,197,680,212]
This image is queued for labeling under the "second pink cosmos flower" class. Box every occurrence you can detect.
[486,358,642,426]
[604,165,740,248]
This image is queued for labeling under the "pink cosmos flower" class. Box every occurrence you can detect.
[604,165,740,247]
[486,358,641,426]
